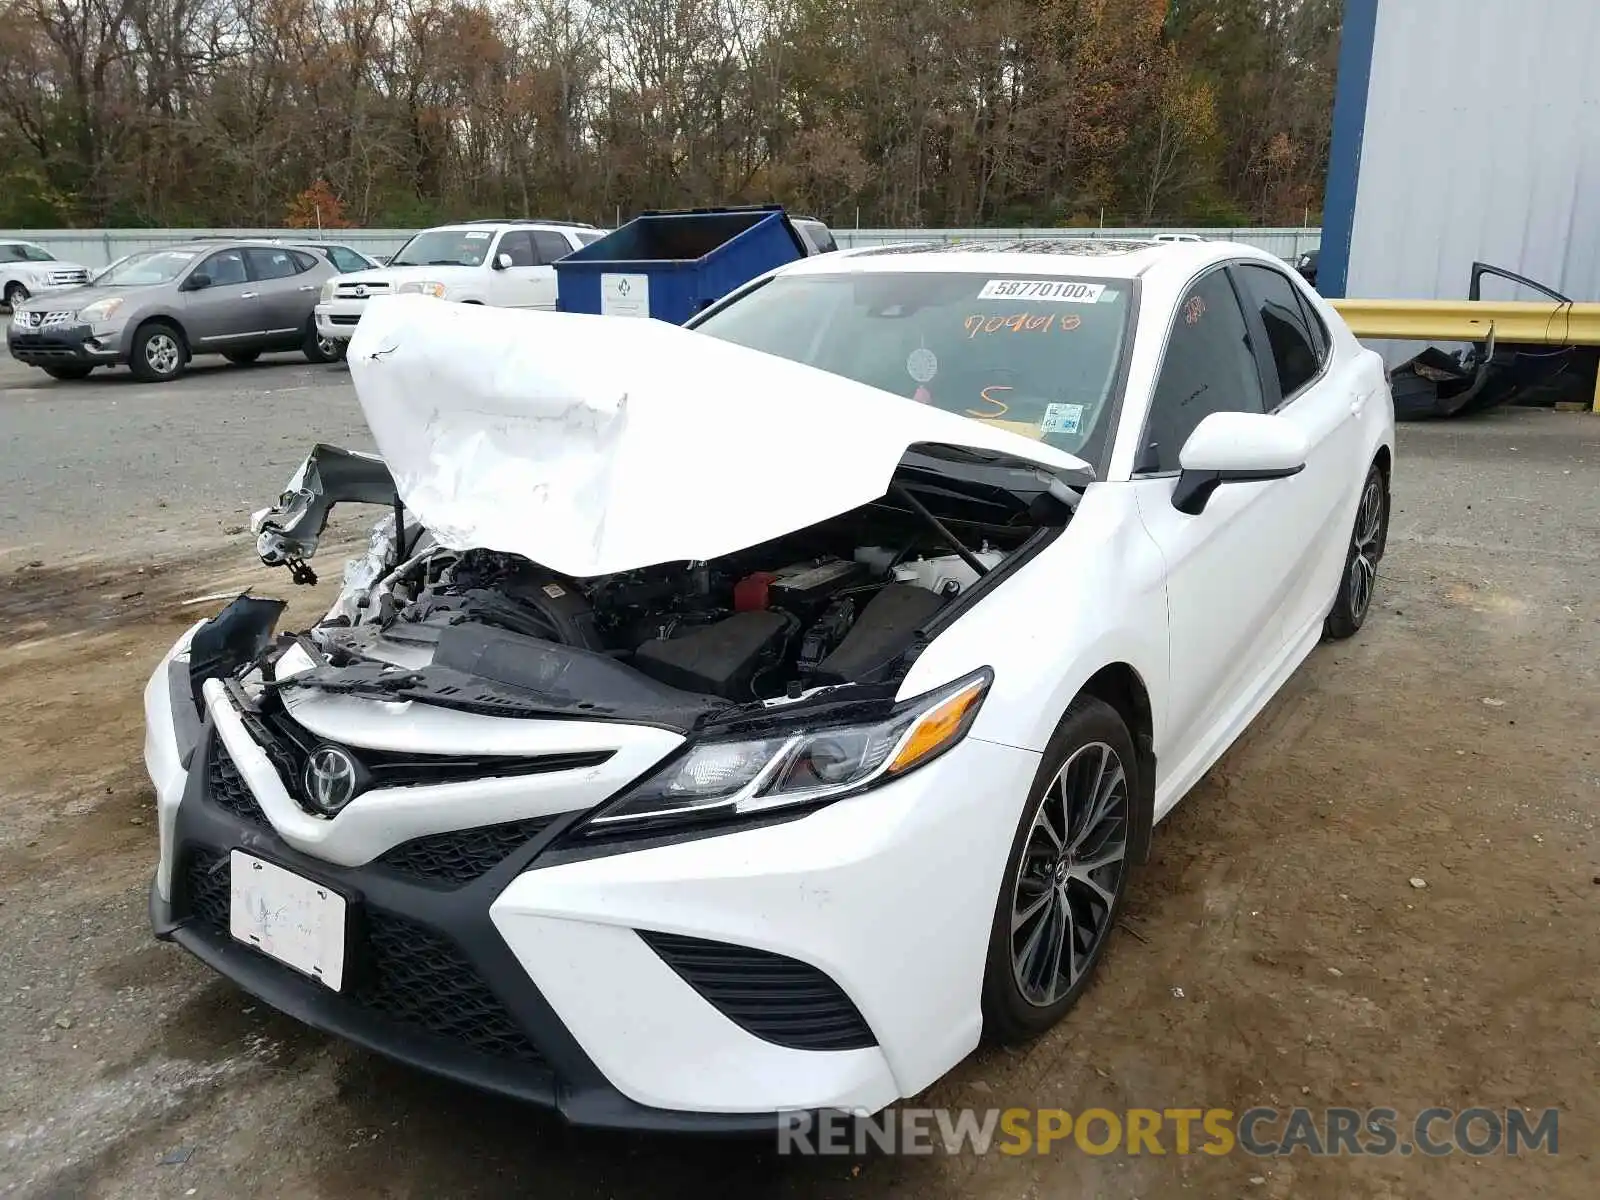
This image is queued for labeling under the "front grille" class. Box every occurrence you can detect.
[207,743,269,826]
[47,270,88,286]
[335,282,389,299]
[375,816,556,886]
[639,931,878,1051]
[180,850,543,1064]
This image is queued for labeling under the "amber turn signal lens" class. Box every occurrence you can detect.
[886,677,988,775]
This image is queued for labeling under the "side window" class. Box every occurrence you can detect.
[245,248,299,280]
[289,250,318,273]
[496,230,536,267]
[1296,287,1330,362]
[1235,263,1320,401]
[199,249,248,287]
[1140,268,1265,473]
[531,230,574,264]
[328,247,369,273]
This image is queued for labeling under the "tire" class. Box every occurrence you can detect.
[224,350,261,366]
[43,365,93,381]
[3,282,27,309]
[302,318,343,364]
[981,696,1137,1043]
[1324,462,1389,640]
[128,321,186,383]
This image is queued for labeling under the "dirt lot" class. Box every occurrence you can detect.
[1,356,1596,1198]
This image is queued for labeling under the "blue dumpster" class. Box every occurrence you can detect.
[555,205,807,325]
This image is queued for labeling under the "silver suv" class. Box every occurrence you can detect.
[7,240,341,383]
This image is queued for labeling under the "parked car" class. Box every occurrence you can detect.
[791,216,839,254]
[281,241,384,276]
[2,240,92,309]
[314,219,604,349]
[1295,247,1320,288]
[1150,232,1208,244]
[6,240,341,382]
[143,238,1395,1128]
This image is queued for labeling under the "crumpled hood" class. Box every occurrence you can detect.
[346,294,1090,578]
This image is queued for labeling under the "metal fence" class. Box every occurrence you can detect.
[3,225,1321,269]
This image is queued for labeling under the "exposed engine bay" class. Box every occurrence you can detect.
[237,444,1081,724]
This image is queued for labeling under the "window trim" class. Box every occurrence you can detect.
[1129,261,1270,478]
[1230,260,1331,413]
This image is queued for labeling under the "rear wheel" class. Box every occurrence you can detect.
[1324,462,1388,640]
[224,349,261,366]
[128,321,186,383]
[981,696,1135,1042]
[3,282,27,309]
[43,364,93,381]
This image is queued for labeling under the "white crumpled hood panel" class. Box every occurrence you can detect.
[346,294,1089,577]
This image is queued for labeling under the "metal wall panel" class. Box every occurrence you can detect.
[1,226,1321,269]
[1344,0,1600,309]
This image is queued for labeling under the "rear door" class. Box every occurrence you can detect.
[180,248,263,348]
[528,229,575,309]
[1230,261,1364,645]
[245,247,320,340]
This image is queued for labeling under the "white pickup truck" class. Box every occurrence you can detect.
[314,220,604,348]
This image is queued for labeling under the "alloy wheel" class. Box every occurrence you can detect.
[1348,474,1383,622]
[146,332,180,376]
[1009,741,1130,1007]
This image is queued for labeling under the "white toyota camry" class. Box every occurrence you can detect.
[142,238,1394,1130]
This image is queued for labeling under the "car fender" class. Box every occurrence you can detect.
[896,483,1170,758]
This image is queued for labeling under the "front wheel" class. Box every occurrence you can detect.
[303,319,344,364]
[3,282,28,309]
[128,322,186,383]
[1324,462,1389,640]
[981,696,1135,1043]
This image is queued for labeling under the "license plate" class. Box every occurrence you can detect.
[229,851,347,990]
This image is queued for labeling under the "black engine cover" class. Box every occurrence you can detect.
[632,610,792,699]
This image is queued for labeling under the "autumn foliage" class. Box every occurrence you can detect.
[285,180,355,229]
[0,0,1340,229]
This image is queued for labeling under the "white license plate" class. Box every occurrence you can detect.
[229,851,348,990]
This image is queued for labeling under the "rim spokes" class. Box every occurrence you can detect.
[1010,741,1130,1008]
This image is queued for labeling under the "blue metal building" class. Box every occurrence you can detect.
[1321,0,1600,305]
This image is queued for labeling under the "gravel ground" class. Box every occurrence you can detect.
[0,356,1596,1199]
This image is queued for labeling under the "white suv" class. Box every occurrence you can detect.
[315,220,604,346]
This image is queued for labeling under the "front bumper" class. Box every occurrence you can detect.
[315,300,364,342]
[143,636,1041,1126]
[8,319,126,367]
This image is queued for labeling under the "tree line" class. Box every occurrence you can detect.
[0,0,1340,230]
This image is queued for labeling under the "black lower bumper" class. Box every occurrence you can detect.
[152,726,791,1134]
[8,323,121,367]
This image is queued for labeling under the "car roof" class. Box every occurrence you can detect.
[773,237,1258,283]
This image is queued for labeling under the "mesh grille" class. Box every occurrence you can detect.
[207,743,269,826]
[179,851,543,1064]
[639,931,877,1051]
[374,817,556,887]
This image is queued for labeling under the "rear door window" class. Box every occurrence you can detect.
[532,230,574,264]
[1234,263,1321,403]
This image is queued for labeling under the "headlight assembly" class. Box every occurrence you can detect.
[396,280,448,299]
[578,669,992,835]
[79,297,125,322]
[319,280,336,303]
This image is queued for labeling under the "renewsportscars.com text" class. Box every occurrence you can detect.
[776,1106,1560,1157]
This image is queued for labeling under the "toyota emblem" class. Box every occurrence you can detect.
[303,746,360,815]
[354,285,367,298]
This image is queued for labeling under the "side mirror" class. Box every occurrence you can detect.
[493,253,513,270]
[1172,411,1307,515]
[184,272,212,291]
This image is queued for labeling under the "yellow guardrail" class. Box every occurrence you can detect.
[1329,299,1600,410]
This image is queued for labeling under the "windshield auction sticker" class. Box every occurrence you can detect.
[979,279,1106,303]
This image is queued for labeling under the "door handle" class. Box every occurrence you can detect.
[241,291,258,299]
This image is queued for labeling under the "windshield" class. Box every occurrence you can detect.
[691,271,1133,462]
[96,249,198,286]
[2,243,56,264]
[389,229,494,267]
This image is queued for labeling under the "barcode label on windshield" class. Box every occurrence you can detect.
[978,279,1106,303]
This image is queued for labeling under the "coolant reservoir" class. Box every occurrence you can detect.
[891,546,1007,596]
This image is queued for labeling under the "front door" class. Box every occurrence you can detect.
[180,248,262,347]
